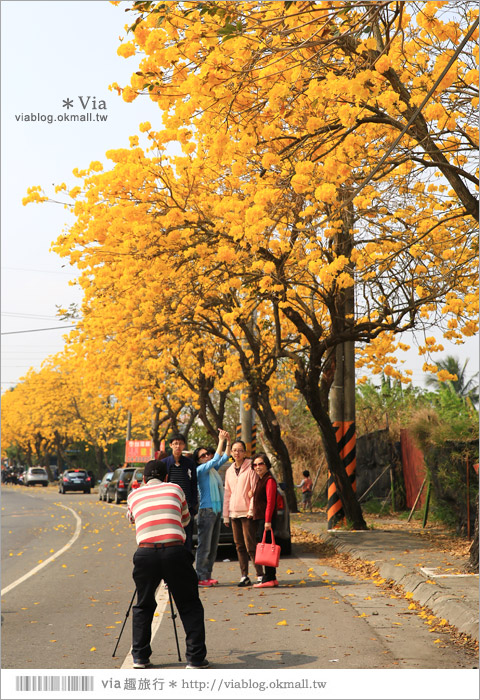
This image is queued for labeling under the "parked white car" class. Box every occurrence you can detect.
[24,467,49,487]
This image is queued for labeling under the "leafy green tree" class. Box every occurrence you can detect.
[425,355,479,405]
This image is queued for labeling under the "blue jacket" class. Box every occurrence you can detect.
[197,452,229,511]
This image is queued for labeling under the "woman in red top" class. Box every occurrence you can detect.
[250,453,279,588]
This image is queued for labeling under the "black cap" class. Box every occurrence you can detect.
[144,460,167,482]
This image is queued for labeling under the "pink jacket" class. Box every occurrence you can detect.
[223,459,258,519]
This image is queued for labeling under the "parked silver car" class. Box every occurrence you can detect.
[24,467,48,487]
[98,472,113,501]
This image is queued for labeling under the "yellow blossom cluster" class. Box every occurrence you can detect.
[7,2,478,462]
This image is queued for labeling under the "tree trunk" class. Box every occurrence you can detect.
[94,445,105,474]
[150,404,161,454]
[297,362,367,529]
[255,386,298,513]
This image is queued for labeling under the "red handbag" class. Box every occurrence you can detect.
[255,529,281,568]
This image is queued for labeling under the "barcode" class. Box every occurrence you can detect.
[15,676,94,692]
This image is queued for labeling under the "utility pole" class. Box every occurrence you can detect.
[240,395,254,457]
[327,189,357,529]
[240,307,256,457]
[126,410,132,441]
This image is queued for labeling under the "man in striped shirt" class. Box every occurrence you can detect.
[126,459,208,670]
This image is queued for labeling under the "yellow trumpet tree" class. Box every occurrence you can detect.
[23,1,478,526]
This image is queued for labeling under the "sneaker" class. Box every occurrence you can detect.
[186,659,210,669]
[237,576,251,587]
[253,580,279,588]
[133,659,151,669]
[198,579,214,587]
[208,578,218,585]
[256,576,263,583]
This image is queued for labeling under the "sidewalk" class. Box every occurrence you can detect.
[292,512,479,642]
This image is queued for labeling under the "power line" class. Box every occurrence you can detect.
[2,312,60,321]
[1,326,75,336]
[1,266,73,275]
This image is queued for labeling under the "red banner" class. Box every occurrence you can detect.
[125,440,153,463]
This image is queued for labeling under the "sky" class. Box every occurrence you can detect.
[1,0,478,396]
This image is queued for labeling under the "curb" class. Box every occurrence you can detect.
[311,530,479,642]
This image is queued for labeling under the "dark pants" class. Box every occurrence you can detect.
[184,515,195,552]
[231,517,264,578]
[132,545,207,665]
[255,518,277,582]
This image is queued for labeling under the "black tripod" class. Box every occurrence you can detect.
[112,586,181,661]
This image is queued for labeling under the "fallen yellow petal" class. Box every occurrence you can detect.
[277,620,288,626]
[86,624,93,627]
[90,647,97,651]
[405,592,413,599]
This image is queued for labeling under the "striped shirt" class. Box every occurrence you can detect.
[126,479,190,546]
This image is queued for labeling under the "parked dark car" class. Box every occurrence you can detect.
[98,472,113,501]
[59,468,92,494]
[127,467,145,496]
[105,466,136,504]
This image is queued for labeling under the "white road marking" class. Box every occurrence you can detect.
[1,503,82,596]
[120,585,170,668]
[420,566,479,578]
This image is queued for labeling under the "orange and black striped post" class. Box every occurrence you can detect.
[235,423,257,457]
[327,422,357,528]
[235,422,256,456]
[251,424,257,455]
[327,339,356,529]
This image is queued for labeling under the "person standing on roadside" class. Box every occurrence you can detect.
[163,434,198,551]
[223,440,263,587]
[126,459,208,670]
[249,453,279,588]
[193,428,231,587]
[296,469,313,512]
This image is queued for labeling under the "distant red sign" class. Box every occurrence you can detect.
[473,463,479,475]
[125,440,153,463]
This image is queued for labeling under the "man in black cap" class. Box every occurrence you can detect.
[126,459,208,669]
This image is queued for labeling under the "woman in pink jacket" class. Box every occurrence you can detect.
[223,440,263,586]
